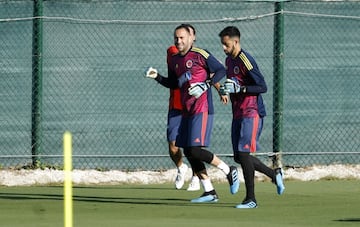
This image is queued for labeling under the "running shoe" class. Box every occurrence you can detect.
[235,199,257,209]
[191,191,218,203]
[175,164,188,189]
[275,168,285,195]
[227,166,240,194]
[187,176,200,191]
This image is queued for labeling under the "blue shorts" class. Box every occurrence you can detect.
[231,115,263,153]
[176,112,213,148]
[167,109,182,142]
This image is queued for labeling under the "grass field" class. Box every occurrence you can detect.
[0,180,359,227]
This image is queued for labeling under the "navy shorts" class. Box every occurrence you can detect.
[176,112,213,148]
[231,115,263,153]
[167,109,182,142]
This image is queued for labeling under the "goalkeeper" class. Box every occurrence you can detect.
[145,44,200,191]
[218,26,285,209]
[145,24,240,203]
[144,24,200,191]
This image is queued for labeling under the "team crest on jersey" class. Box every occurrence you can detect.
[175,64,179,69]
[234,66,240,74]
[186,60,193,69]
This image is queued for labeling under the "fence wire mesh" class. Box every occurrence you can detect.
[0,0,359,170]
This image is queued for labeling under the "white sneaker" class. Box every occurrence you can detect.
[175,164,188,189]
[187,176,200,191]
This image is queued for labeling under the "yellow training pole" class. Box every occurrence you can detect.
[63,131,73,227]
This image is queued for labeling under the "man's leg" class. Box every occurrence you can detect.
[250,155,284,195]
[186,146,239,195]
[169,141,188,189]
[184,148,218,203]
[235,152,255,202]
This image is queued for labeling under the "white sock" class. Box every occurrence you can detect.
[201,178,214,192]
[178,163,186,170]
[217,161,230,175]
[192,175,199,181]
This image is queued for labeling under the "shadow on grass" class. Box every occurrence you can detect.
[334,218,360,222]
[0,191,230,207]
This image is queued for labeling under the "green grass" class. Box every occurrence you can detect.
[0,180,359,227]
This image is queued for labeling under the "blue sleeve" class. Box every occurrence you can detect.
[155,67,178,89]
[245,54,267,94]
[246,54,267,117]
[206,54,226,84]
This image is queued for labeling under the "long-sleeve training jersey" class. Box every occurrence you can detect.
[156,47,226,116]
[225,49,267,119]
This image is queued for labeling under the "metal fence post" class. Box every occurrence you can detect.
[272,0,284,168]
[31,0,43,166]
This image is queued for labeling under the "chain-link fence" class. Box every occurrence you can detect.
[1,0,359,170]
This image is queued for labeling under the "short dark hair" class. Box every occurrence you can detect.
[175,24,192,35]
[181,23,196,36]
[219,26,241,39]
[175,23,197,36]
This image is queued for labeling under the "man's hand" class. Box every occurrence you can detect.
[144,67,158,79]
[219,84,228,96]
[218,85,229,104]
[188,82,210,98]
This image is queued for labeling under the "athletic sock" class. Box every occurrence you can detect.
[217,161,230,175]
[201,178,214,192]
[204,190,217,196]
[177,163,185,170]
[237,152,256,201]
[251,155,276,182]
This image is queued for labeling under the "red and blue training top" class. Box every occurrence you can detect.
[157,47,226,116]
[225,49,267,119]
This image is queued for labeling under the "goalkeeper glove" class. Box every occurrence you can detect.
[188,81,210,99]
[219,85,228,96]
[144,67,158,79]
[223,78,245,94]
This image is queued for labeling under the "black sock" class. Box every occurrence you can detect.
[250,155,276,182]
[204,190,217,196]
[236,152,255,201]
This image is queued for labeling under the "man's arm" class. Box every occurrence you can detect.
[240,52,267,94]
[144,66,178,89]
[246,67,267,94]
[206,54,227,85]
[213,82,229,104]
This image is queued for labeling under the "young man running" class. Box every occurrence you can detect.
[145,26,200,191]
[146,24,240,202]
[218,26,285,208]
